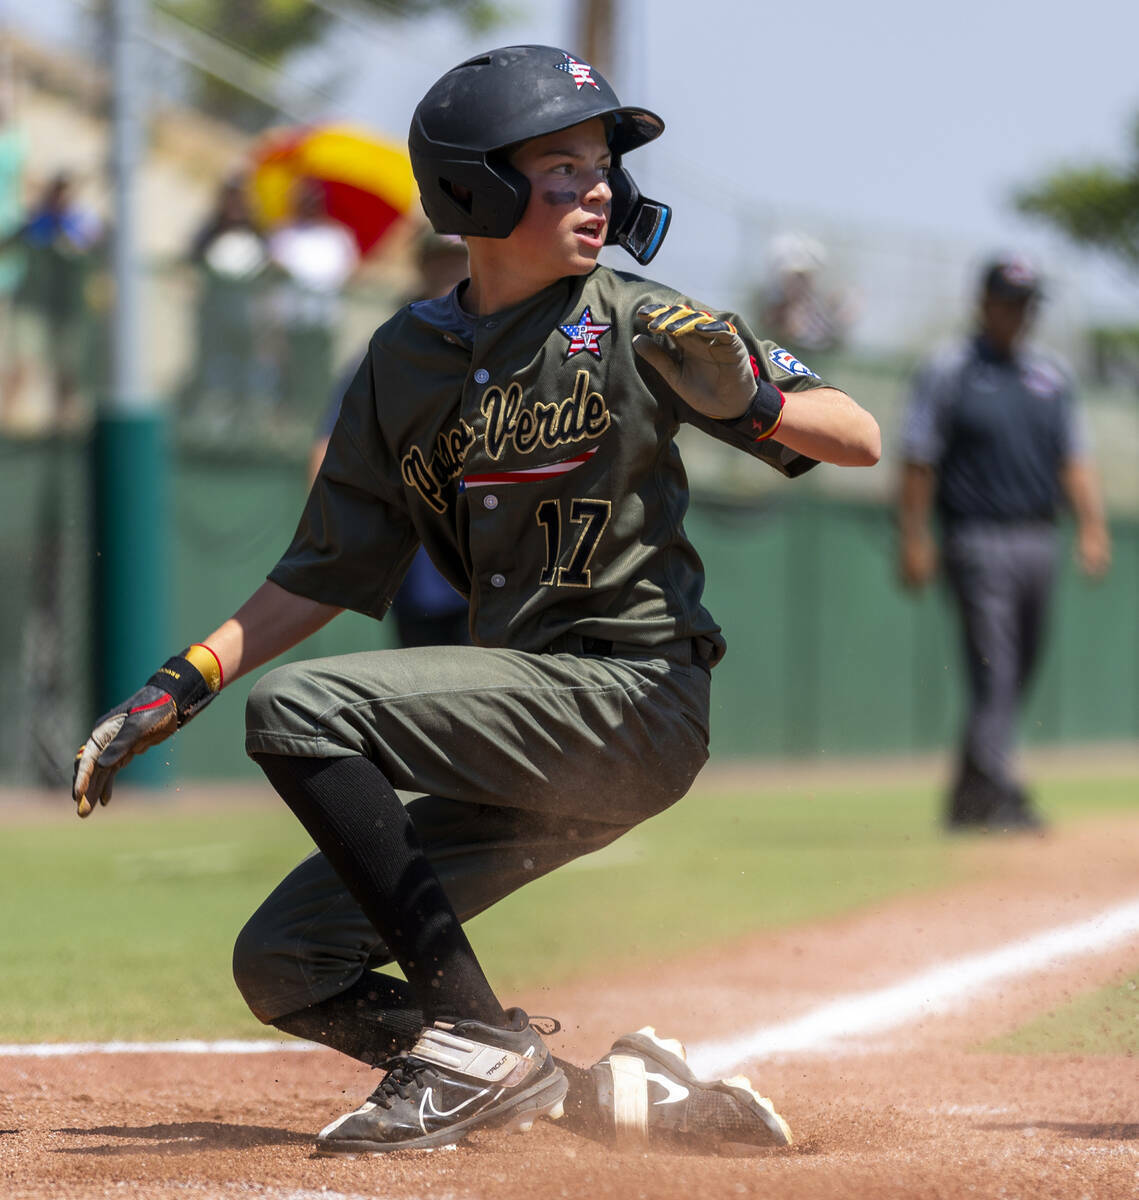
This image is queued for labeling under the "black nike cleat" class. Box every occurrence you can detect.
[315,1008,567,1154]
[592,1026,792,1155]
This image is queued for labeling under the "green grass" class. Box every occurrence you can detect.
[468,778,959,991]
[0,768,1132,1043]
[977,771,1139,1058]
[1037,773,1139,818]
[984,969,1139,1055]
[0,806,314,1042]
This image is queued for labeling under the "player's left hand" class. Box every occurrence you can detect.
[633,302,755,419]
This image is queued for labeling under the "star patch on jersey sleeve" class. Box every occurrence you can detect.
[554,53,601,90]
[559,307,611,359]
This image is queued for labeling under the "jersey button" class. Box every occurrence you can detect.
[483,319,497,329]
[474,368,490,384]
[483,494,498,510]
[490,573,506,588]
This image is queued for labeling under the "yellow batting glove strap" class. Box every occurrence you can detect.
[640,303,736,339]
[184,643,223,694]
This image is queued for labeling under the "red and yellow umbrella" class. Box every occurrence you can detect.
[248,124,417,256]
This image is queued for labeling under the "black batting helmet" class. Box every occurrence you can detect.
[408,44,671,265]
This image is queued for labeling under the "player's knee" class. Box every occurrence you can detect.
[231,916,280,1024]
[244,661,360,760]
[245,662,311,738]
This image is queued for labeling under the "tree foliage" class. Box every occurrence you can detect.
[1014,114,1139,272]
[155,0,505,128]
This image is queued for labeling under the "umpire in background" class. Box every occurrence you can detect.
[898,257,1111,831]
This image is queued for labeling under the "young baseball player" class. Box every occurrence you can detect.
[73,45,880,1155]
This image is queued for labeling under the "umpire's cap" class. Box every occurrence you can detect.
[981,257,1044,301]
[408,45,671,264]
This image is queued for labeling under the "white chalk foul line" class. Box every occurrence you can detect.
[0,1038,317,1058]
[685,895,1139,1078]
[3,898,1138,1066]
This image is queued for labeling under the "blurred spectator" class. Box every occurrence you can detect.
[190,175,265,269]
[181,175,271,431]
[4,172,103,427]
[1088,323,1139,394]
[758,232,855,354]
[0,104,28,404]
[310,230,470,648]
[898,257,1111,832]
[412,228,471,305]
[266,177,359,422]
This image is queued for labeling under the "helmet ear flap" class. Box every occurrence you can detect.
[420,155,531,238]
[607,163,671,265]
[483,157,532,236]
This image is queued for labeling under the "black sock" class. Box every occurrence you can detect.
[252,752,505,1027]
[555,1059,607,1139]
[271,971,424,1064]
[269,974,605,1133]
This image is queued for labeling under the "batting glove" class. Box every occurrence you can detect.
[633,302,759,421]
[72,644,222,817]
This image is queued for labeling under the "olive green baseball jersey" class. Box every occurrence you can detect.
[269,264,831,656]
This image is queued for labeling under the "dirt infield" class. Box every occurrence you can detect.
[4,807,1138,1199]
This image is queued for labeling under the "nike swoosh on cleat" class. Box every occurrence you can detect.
[645,1071,689,1105]
[417,1084,501,1134]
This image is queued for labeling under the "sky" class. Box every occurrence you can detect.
[10,0,1139,348]
[322,0,1139,346]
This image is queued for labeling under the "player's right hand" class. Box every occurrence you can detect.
[72,645,222,817]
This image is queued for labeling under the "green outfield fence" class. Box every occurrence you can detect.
[1,430,1136,788]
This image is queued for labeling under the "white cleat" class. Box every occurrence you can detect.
[592,1026,793,1154]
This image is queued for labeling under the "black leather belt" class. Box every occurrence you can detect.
[544,633,715,671]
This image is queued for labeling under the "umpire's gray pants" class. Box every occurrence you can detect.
[942,522,1058,790]
[234,642,711,1022]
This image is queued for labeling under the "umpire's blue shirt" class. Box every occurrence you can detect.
[901,335,1088,527]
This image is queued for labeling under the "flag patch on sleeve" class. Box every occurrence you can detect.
[769,348,819,379]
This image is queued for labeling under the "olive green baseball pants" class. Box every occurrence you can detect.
[235,640,711,1021]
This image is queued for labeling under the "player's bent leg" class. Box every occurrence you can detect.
[234,798,640,1068]
[241,645,713,1145]
[586,1028,792,1155]
[315,1008,567,1154]
[251,751,506,1027]
[231,848,383,1025]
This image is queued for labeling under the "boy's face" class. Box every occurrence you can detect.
[505,117,613,283]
